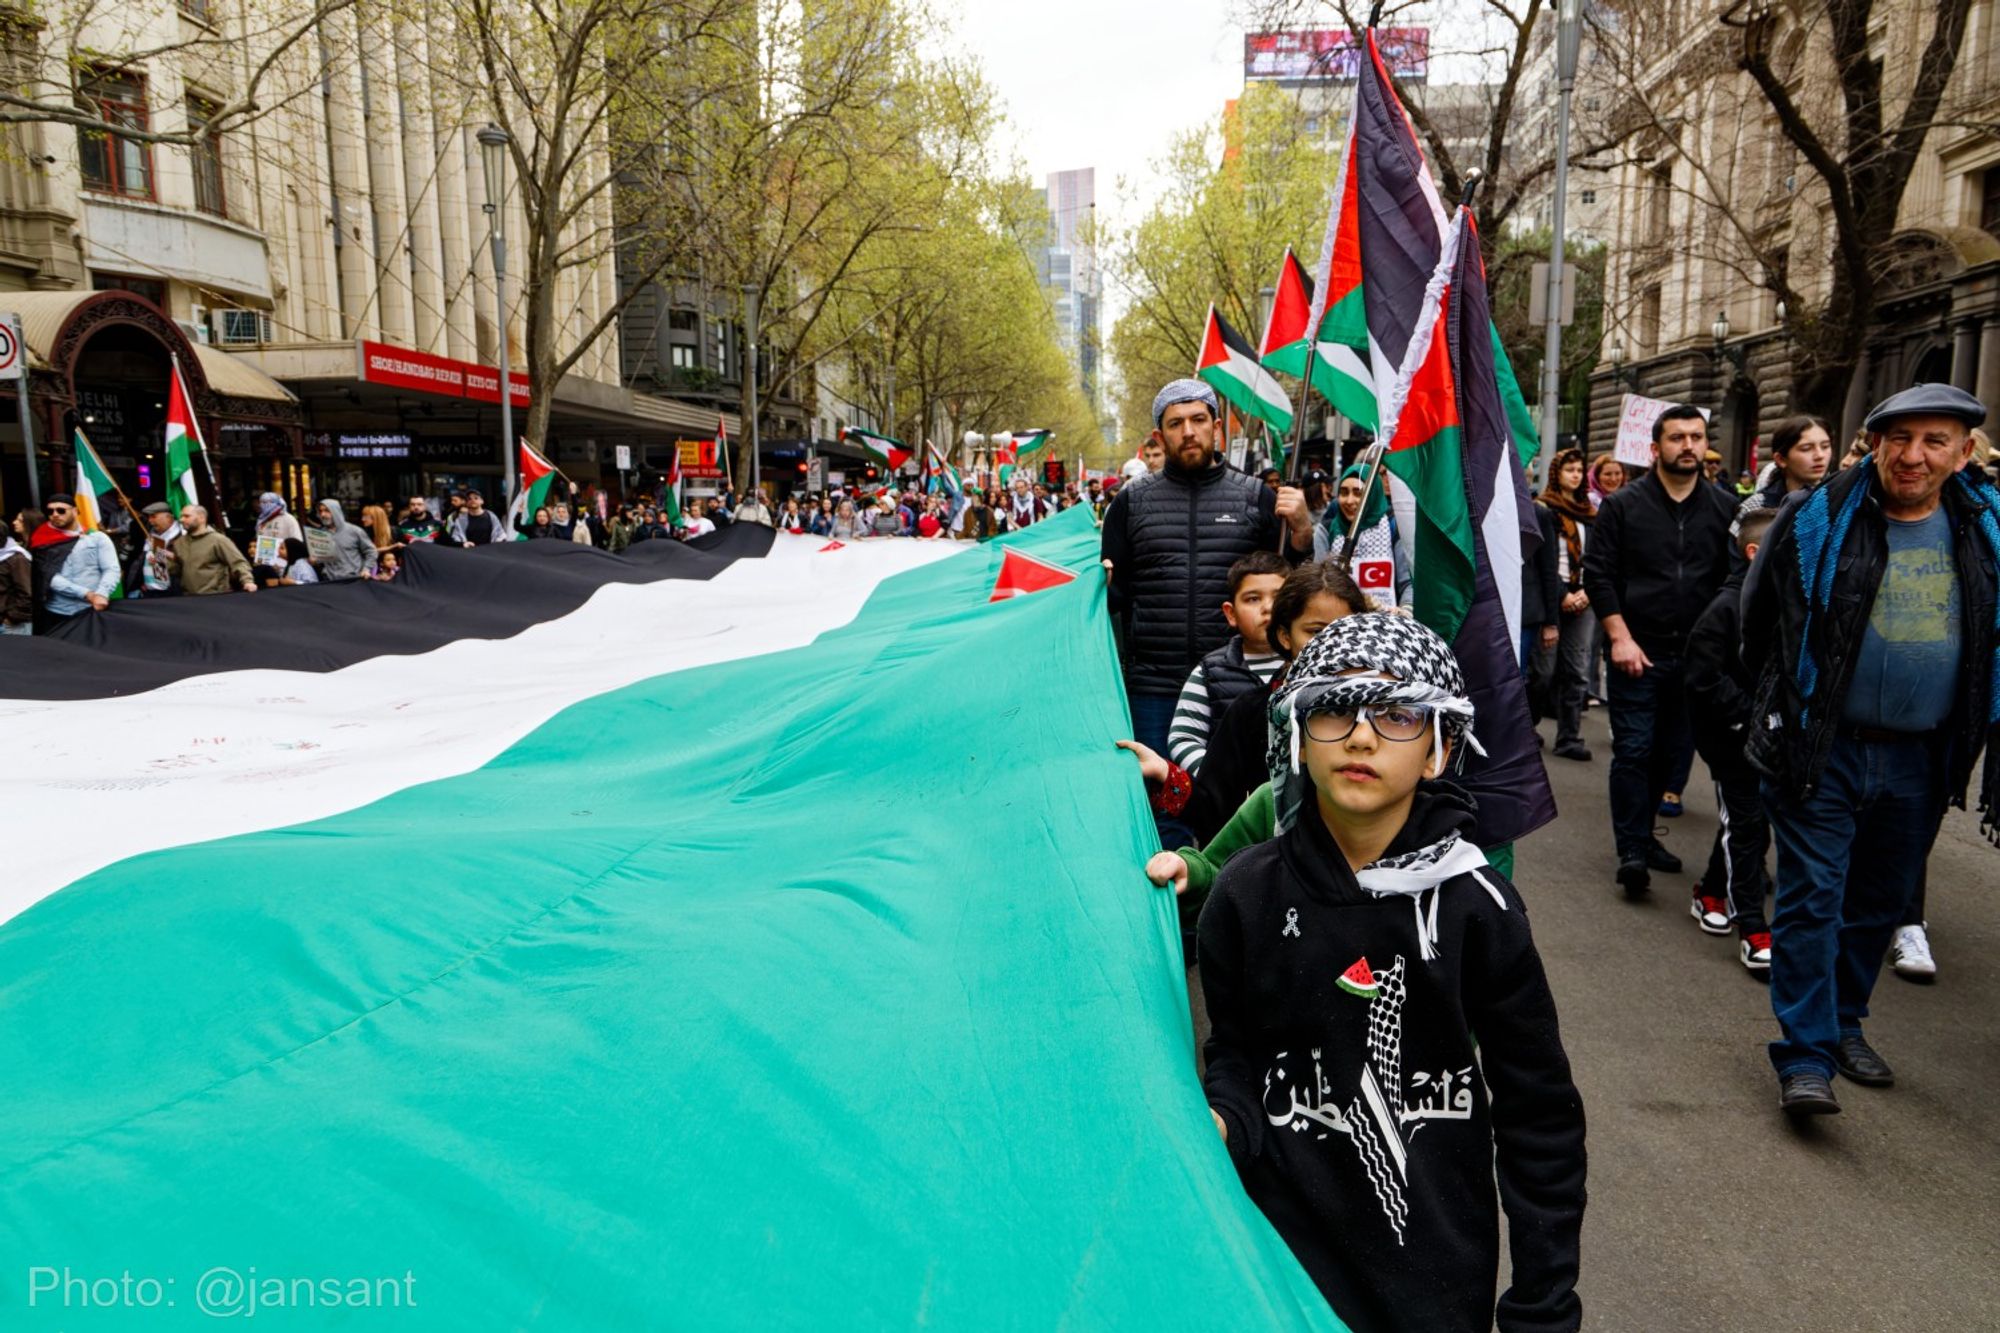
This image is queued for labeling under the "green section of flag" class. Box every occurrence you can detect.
[1491,326,1539,467]
[1382,424,1474,638]
[0,510,1343,1331]
[166,428,200,512]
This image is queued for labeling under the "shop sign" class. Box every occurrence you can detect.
[356,339,528,408]
[677,437,725,479]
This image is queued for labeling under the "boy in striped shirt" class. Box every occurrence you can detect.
[1167,551,1289,775]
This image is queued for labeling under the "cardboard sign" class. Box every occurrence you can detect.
[1615,394,1710,469]
[304,527,335,561]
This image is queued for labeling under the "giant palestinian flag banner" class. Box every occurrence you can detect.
[1196,304,1293,434]
[1374,206,1555,847]
[0,514,1342,1330]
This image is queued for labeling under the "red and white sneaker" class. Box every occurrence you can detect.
[1690,885,1731,936]
[1740,932,1772,973]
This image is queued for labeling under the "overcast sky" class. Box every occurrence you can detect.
[945,0,1248,244]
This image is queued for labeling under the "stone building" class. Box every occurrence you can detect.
[1591,0,2000,469]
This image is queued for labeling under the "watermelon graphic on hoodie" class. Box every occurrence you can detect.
[1195,784,1587,1333]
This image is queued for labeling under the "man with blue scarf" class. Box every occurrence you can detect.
[1742,383,2000,1117]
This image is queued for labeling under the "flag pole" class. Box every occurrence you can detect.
[173,354,229,528]
[1335,440,1388,567]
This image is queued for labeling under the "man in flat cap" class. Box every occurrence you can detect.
[1101,379,1313,810]
[134,500,182,597]
[1741,382,2000,1117]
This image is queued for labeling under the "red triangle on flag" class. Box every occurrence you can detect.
[817,540,846,552]
[989,546,1076,602]
[1259,248,1314,358]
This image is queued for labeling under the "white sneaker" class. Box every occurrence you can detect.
[1889,923,1937,982]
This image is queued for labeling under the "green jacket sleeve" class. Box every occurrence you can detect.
[1176,782,1276,905]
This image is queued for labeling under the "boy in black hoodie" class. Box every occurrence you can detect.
[1683,508,1775,972]
[1198,613,1586,1333]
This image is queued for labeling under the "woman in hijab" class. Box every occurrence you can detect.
[256,491,303,547]
[1585,454,1625,509]
[1315,459,1409,612]
[1536,447,1597,761]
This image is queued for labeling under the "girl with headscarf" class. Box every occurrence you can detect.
[1315,460,1409,612]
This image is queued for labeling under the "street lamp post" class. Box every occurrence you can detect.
[1540,0,1583,460]
[884,363,897,481]
[476,124,515,508]
[742,285,760,506]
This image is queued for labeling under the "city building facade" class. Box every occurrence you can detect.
[0,0,728,518]
[1591,0,2000,469]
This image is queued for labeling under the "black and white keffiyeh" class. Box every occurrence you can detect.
[1266,612,1484,837]
[1267,613,1498,958]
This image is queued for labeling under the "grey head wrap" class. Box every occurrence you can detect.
[1151,377,1219,428]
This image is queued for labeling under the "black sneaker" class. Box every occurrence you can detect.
[1616,857,1651,899]
[1553,741,1593,761]
[1645,839,1683,874]
[1834,1034,1895,1087]
[1779,1069,1840,1117]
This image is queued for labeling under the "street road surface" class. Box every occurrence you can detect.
[1518,707,2000,1330]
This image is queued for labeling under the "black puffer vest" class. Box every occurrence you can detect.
[1121,462,1270,693]
[1199,637,1267,717]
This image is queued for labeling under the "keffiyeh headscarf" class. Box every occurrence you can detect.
[1267,612,1498,958]
[257,492,288,522]
[1267,612,1484,837]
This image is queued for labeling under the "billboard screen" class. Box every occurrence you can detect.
[1243,28,1430,83]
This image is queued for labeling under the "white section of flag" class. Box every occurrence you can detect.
[0,535,962,924]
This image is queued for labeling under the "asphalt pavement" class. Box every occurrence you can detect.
[1516,705,2000,1330]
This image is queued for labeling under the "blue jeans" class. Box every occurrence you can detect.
[1604,654,1689,861]
[1765,734,1942,1077]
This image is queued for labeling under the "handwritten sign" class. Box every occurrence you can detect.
[1615,394,1710,469]
[304,527,335,561]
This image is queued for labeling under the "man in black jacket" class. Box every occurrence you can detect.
[1581,405,1739,897]
[1741,383,1998,1117]
[1101,378,1313,762]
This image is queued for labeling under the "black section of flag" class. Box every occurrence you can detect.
[1,525,772,701]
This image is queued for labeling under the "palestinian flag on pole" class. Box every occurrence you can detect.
[507,439,560,538]
[1301,121,1379,430]
[164,356,206,513]
[1265,244,1377,430]
[1008,429,1052,459]
[842,424,913,474]
[924,440,963,499]
[661,437,683,526]
[0,514,1340,1330]
[1376,205,1554,847]
[1196,304,1292,434]
[71,428,126,599]
[1334,31,1536,462]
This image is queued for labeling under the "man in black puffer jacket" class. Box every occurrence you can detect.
[1102,378,1314,762]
